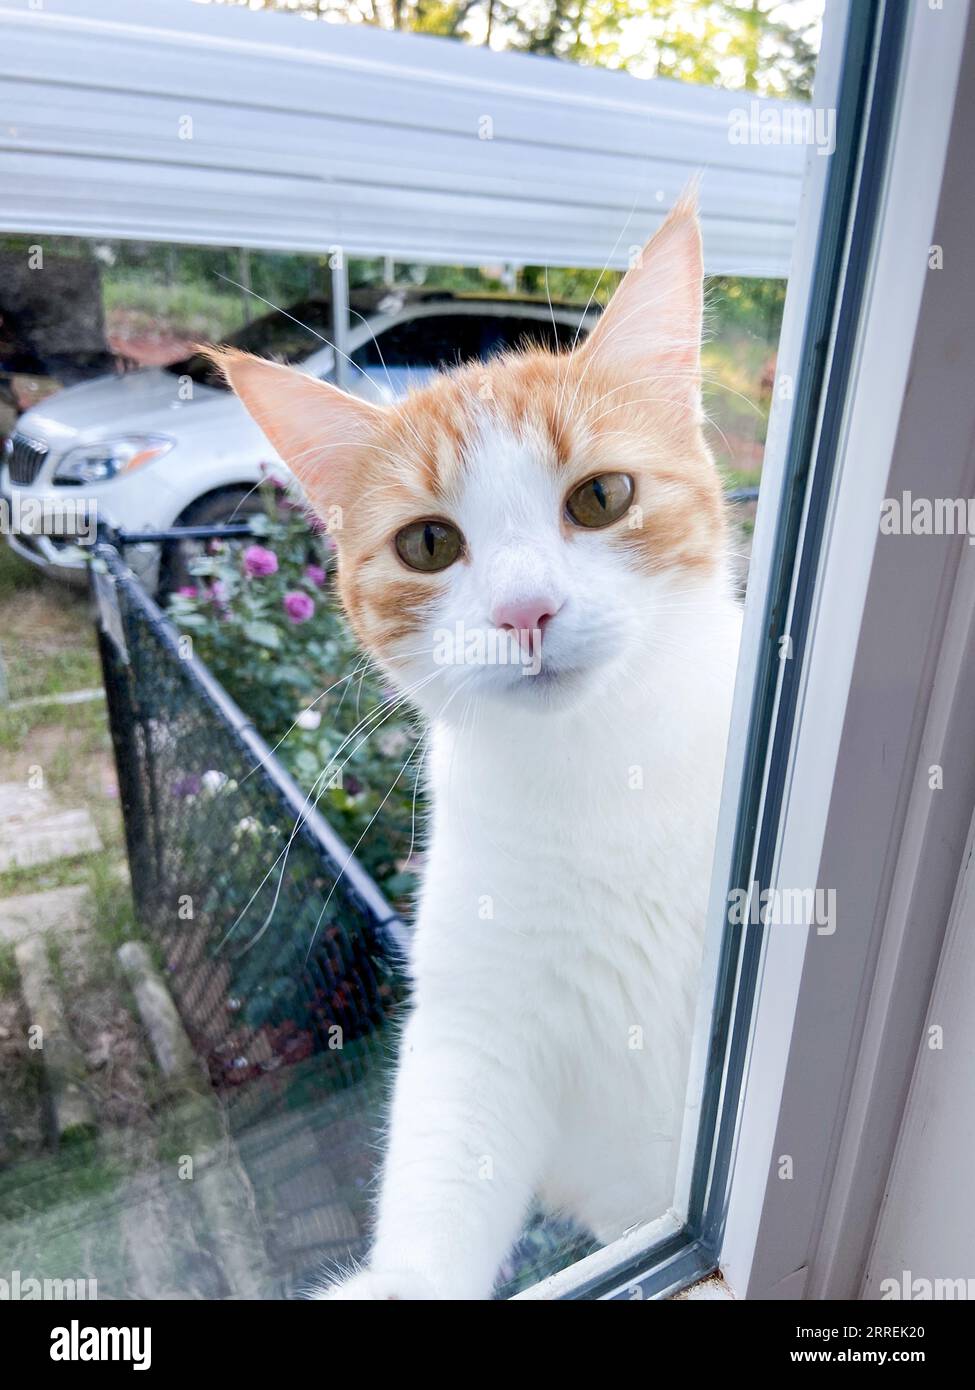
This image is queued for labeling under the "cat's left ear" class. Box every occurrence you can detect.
[578,185,703,408]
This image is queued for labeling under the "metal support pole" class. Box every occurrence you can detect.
[330,255,350,391]
[238,247,253,323]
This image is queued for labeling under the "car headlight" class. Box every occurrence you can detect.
[54,435,174,484]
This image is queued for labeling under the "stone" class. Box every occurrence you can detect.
[0,885,89,945]
[13,933,97,1145]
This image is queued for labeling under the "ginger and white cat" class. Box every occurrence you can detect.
[218,192,741,1300]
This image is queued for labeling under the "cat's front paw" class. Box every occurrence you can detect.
[311,1267,441,1301]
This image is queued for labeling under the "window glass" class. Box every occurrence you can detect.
[0,0,831,1301]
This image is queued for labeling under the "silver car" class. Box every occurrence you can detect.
[2,290,593,592]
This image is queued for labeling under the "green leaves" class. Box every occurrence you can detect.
[243,620,281,650]
[173,483,422,911]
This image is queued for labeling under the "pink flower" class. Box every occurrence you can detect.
[283,591,315,624]
[259,462,286,491]
[304,563,326,587]
[243,545,278,577]
[177,586,198,598]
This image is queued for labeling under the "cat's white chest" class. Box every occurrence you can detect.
[409,714,717,1241]
[402,617,738,1251]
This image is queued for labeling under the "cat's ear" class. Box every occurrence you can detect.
[208,348,385,512]
[579,186,703,406]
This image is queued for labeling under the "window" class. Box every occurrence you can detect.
[2,0,956,1307]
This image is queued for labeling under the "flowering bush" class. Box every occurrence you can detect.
[167,483,423,905]
[243,544,279,578]
[283,589,315,624]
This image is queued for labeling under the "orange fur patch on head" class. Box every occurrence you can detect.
[217,184,725,664]
[332,346,724,653]
[556,356,726,576]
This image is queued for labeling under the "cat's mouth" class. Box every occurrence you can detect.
[492,659,591,707]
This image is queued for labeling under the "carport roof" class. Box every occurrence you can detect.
[0,0,808,276]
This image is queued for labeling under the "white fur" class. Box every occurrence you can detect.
[315,416,741,1301]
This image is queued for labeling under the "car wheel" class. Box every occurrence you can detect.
[159,487,264,600]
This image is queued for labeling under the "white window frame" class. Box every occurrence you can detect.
[722,0,973,1299]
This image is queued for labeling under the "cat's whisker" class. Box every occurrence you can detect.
[230,677,437,957]
[573,364,765,431]
[222,476,266,522]
[222,669,439,951]
[241,642,432,784]
[239,667,364,784]
[557,169,656,404]
[581,394,684,430]
[301,728,430,962]
[324,676,432,797]
[212,273,389,402]
[345,303,433,457]
[700,411,738,471]
[403,725,431,874]
[336,649,375,723]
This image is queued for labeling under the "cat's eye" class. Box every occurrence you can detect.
[565,473,635,529]
[394,518,464,572]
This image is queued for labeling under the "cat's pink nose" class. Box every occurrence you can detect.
[492,598,561,649]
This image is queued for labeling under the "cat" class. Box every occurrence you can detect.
[216,189,742,1300]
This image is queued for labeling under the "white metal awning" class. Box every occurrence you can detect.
[0,0,808,276]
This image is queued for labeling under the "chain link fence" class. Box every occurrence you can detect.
[93,538,409,1097]
[89,539,416,1289]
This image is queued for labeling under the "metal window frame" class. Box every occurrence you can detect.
[518,0,934,1302]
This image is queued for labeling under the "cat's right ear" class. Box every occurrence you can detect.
[206,348,385,513]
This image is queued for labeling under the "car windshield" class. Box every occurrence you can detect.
[165,297,335,387]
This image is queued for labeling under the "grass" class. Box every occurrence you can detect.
[0,541,128,898]
[0,1142,123,1224]
[0,540,42,602]
[103,276,249,342]
[83,854,141,960]
[0,544,151,1264]
[721,465,764,490]
[703,333,773,482]
[0,854,103,898]
[0,941,18,997]
[0,546,100,706]
[0,698,115,805]
[9,652,102,703]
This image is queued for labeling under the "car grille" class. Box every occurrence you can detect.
[6,432,50,486]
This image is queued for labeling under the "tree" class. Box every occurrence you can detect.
[644,1,820,99]
[198,1,820,100]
